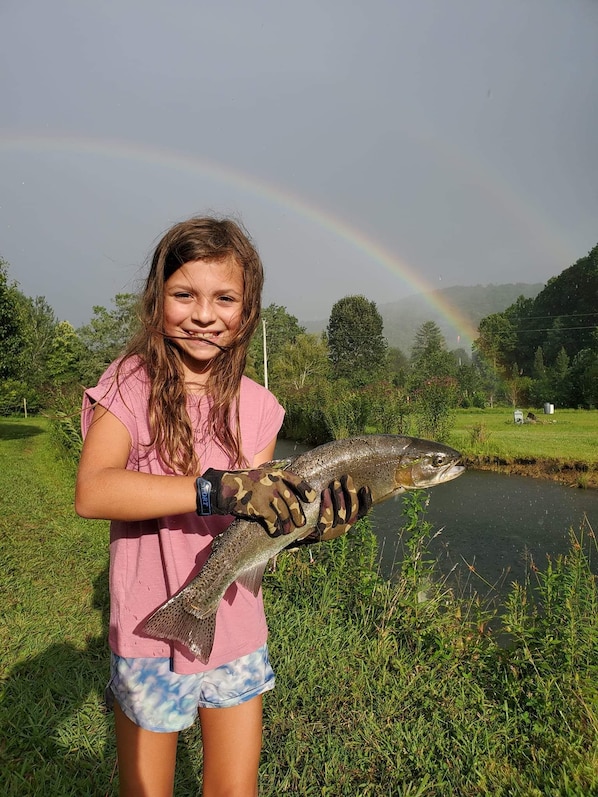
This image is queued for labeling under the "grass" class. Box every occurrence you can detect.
[449,407,598,464]
[2,416,598,795]
[448,408,598,487]
[0,417,115,795]
[256,496,598,795]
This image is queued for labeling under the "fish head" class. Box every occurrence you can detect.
[392,438,465,492]
[336,435,465,504]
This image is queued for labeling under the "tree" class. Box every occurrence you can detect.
[248,304,305,384]
[474,312,517,374]
[548,346,571,407]
[532,347,546,380]
[409,321,456,391]
[270,333,330,394]
[387,346,409,386]
[77,293,141,383]
[46,321,87,385]
[451,348,471,367]
[452,359,485,408]
[529,346,550,406]
[412,376,458,442]
[0,259,24,380]
[410,320,445,362]
[327,295,387,385]
[15,294,58,390]
[468,351,501,407]
[502,244,598,373]
[504,362,532,407]
[543,317,567,364]
[568,347,598,408]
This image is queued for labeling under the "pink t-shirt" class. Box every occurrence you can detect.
[81,357,285,674]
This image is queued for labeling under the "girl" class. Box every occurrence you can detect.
[75,216,366,797]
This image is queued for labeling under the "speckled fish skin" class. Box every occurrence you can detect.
[143,434,464,663]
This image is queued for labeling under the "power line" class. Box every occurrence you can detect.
[507,312,598,321]
[514,325,598,333]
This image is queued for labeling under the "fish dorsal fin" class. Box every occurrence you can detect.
[236,563,268,596]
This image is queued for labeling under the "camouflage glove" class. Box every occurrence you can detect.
[196,467,318,537]
[297,474,373,545]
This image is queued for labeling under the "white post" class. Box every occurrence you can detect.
[23,397,28,418]
[262,318,268,390]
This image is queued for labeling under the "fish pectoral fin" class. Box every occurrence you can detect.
[236,563,268,596]
[143,597,217,665]
[260,457,292,470]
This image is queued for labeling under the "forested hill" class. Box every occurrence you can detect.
[304,283,544,354]
[494,243,598,375]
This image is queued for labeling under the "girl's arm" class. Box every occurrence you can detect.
[252,437,277,468]
[76,415,286,523]
[77,413,325,533]
[75,406,197,521]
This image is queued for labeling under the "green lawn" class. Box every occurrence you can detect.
[0,417,116,795]
[449,407,598,464]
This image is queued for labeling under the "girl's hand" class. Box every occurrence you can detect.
[196,467,318,536]
[300,475,373,544]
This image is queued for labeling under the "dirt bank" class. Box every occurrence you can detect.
[464,455,598,489]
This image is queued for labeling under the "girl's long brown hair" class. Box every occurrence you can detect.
[119,216,263,474]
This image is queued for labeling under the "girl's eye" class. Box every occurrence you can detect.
[174,292,193,300]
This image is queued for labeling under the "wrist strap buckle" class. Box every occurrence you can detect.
[195,476,212,516]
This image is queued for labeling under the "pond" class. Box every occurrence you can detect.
[275,439,598,593]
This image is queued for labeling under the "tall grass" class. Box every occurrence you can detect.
[253,501,598,796]
[2,417,598,795]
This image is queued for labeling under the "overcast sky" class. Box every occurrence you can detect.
[1,0,596,328]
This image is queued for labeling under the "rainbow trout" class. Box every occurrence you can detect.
[144,434,464,662]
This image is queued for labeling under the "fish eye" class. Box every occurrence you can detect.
[432,454,445,467]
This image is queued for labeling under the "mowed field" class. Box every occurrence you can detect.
[449,408,598,469]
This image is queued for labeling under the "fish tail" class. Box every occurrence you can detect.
[143,597,217,665]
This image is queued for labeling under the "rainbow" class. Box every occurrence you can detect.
[1,132,480,346]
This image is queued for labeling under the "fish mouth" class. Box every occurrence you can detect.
[438,462,466,482]
[394,456,465,489]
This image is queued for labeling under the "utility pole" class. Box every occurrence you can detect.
[262,318,268,390]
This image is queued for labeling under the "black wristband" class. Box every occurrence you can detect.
[195,476,213,516]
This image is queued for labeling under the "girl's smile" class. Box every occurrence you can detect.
[163,257,244,380]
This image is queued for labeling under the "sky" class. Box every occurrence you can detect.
[1,0,596,337]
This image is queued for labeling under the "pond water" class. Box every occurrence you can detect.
[275,439,598,593]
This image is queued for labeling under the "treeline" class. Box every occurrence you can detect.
[246,301,473,443]
[0,257,140,416]
[474,243,598,409]
[246,240,598,441]
[1,242,596,442]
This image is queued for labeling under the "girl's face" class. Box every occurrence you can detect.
[163,257,244,382]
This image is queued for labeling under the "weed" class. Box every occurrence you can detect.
[469,422,490,446]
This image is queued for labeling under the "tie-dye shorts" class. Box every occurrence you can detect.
[106,644,275,732]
